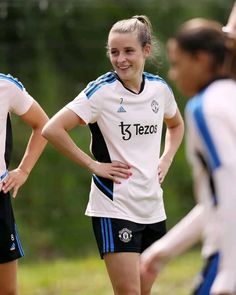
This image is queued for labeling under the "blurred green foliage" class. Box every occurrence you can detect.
[0,0,233,259]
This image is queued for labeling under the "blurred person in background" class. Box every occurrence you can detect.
[140,3,236,295]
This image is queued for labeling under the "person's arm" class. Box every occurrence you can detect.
[2,101,48,198]
[223,1,236,34]
[140,204,204,279]
[42,108,131,184]
[158,108,184,183]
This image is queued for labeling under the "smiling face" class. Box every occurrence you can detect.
[107,31,151,92]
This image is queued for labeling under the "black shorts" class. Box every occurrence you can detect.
[0,191,24,263]
[92,217,166,258]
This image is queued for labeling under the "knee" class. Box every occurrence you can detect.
[114,284,140,295]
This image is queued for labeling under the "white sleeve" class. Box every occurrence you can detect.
[7,81,34,115]
[163,84,177,119]
[66,90,101,124]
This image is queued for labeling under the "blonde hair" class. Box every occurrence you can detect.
[107,15,159,66]
[109,15,153,47]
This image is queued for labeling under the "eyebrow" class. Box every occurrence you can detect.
[109,46,134,50]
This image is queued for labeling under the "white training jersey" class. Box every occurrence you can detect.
[0,74,33,177]
[66,71,177,224]
[185,79,236,293]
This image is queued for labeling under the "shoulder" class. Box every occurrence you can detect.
[208,79,236,97]
[84,72,117,98]
[143,72,173,93]
[0,73,25,91]
[186,79,236,118]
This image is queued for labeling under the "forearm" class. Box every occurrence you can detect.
[43,127,94,171]
[18,128,47,175]
[158,204,203,258]
[223,1,236,33]
[161,121,184,163]
[141,205,203,276]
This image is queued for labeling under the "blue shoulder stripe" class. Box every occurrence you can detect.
[144,72,164,81]
[143,72,173,93]
[0,73,24,90]
[84,72,116,98]
[187,91,221,170]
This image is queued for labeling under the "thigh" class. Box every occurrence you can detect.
[141,220,166,252]
[192,253,219,295]
[104,252,141,295]
[0,260,18,294]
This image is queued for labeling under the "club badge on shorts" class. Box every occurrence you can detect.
[118,228,132,243]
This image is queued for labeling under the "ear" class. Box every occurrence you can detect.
[143,44,152,58]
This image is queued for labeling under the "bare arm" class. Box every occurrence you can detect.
[223,1,236,34]
[140,204,204,280]
[2,101,48,197]
[42,108,131,183]
[158,108,184,183]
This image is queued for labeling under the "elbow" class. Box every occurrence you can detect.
[41,123,53,140]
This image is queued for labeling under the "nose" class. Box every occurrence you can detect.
[117,52,126,63]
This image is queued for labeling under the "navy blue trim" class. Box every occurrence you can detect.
[0,73,24,90]
[84,72,116,98]
[15,224,25,257]
[193,252,219,295]
[107,218,114,252]
[100,218,106,253]
[143,72,173,94]
[5,114,13,168]
[0,170,8,181]
[188,91,221,171]
[89,122,114,199]
[196,152,218,206]
[92,174,113,200]
[100,218,114,254]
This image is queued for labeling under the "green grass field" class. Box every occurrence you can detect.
[19,249,202,295]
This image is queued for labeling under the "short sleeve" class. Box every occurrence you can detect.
[163,84,177,119]
[66,90,101,124]
[9,86,34,115]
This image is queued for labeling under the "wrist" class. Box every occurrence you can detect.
[18,167,30,176]
[161,155,173,165]
[86,159,97,173]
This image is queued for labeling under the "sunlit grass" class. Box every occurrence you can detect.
[19,249,202,295]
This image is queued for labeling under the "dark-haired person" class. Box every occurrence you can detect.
[141,9,236,295]
[42,15,184,295]
[0,74,48,295]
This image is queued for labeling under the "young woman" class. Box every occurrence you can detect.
[0,74,48,294]
[42,15,184,295]
[140,11,236,295]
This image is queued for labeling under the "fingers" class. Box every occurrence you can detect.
[1,177,15,194]
[158,167,165,184]
[12,186,19,198]
[110,161,132,182]
[92,160,132,183]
